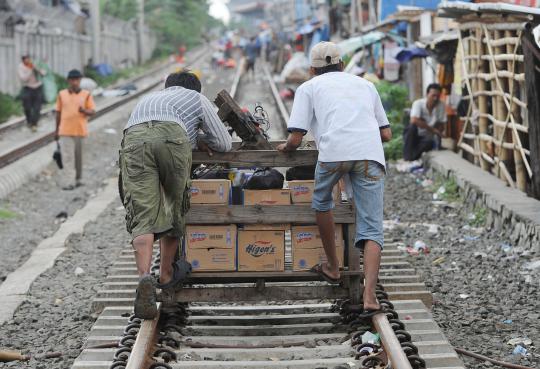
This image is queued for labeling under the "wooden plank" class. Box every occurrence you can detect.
[187,270,363,284]
[523,33,540,198]
[346,224,362,305]
[170,285,351,302]
[192,149,319,167]
[185,205,355,224]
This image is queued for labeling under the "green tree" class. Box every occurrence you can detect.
[100,0,223,55]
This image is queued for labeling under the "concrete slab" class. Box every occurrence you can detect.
[425,151,540,250]
[0,177,118,325]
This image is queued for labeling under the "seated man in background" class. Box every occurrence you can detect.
[121,71,232,319]
[403,83,447,161]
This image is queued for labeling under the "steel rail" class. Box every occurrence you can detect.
[125,303,161,369]
[230,57,245,100]
[262,62,290,126]
[372,312,414,369]
[0,48,209,169]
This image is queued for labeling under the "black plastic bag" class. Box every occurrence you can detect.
[286,165,315,181]
[243,167,284,190]
[53,141,63,169]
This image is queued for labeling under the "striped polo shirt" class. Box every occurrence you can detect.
[125,86,232,152]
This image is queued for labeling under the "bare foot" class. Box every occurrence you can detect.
[363,293,380,311]
[321,262,340,279]
[159,271,172,285]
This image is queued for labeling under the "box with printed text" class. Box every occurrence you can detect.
[291,225,344,271]
[185,225,236,271]
[288,180,341,204]
[190,179,231,204]
[237,230,285,271]
[243,189,291,205]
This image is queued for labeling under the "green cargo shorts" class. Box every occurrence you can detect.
[119,121,192,241]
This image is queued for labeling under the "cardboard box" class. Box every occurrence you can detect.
[243,189,291,205]
[288,180,341,204]
[237,230,285,271]
[242,224,290,231]
[293,246,344,271]
[185,225,236,271]
[190,180,231,204]
[291,225,344,271]
[291,225,344,249]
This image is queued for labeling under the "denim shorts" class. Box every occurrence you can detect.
[312,160,385,249]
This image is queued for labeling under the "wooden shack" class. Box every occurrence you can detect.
[438,2,540,198]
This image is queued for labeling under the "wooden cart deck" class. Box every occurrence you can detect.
[165,147,363,305]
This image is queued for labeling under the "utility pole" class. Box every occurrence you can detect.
[357,0,363,31]
[137,0,145,64]
[350,0,357,35]
[89,0,100,65]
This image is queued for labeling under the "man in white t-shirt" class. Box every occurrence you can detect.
[403,83,447,161]
[277,42,392,316]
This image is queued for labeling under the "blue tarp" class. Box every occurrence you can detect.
[395,47,429,63]
[94,63,113,76]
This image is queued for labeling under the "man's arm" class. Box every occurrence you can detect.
[18,65,32,83]
[55,94,61,141]
[199,95,233,153]
[380,126,392,142]
[277,84,312,152]
[79,93,96,117]
[55,111,61,141]
[371,83,392,142]
[277,130,304,152]
[411,116,445,137]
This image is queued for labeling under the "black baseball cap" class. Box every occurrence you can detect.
[67,69,83,79]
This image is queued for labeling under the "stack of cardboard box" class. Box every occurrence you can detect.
[291,225,344,271]
[184,178,344,273]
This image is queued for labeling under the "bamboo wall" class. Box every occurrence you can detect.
[457,19,531,192]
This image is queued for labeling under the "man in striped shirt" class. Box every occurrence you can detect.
[120,71,232,319]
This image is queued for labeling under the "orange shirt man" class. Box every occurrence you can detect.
[55,69,95,190]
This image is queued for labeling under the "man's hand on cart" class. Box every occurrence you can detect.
[276,131,304,152]
[197,140,214,156]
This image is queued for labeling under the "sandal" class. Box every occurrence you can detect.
[134,275,158,319]
[309,263,341,285]
[158,259,192,290]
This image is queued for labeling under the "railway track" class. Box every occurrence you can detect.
[0,48,209,169]
[71,61,465,369]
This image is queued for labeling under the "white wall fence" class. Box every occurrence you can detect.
[0,24,156,95]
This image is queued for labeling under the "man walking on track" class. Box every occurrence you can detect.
[277,42,392,316]
[121,71,232,319]
[55,69,95,190]
[18,55,45,131]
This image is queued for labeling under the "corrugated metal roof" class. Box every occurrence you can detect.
[438,1,540,18]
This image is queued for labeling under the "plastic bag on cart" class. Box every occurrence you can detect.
[286,165,315,181]
[243,167,284,190]
[192,165,230,179]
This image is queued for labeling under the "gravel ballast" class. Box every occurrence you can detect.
[384,164,539,369]
[0,203,128,369]
[0,57,234,368]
